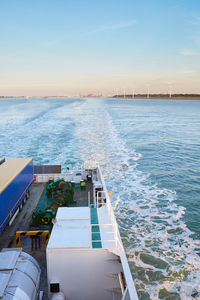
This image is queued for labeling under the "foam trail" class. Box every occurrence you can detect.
[0,98,82,168]
[72,98,200,299]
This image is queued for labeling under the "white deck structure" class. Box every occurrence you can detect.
[38,164,138,300]
[48,208,91,248]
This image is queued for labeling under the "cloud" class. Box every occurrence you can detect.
[88,20,137,34]
[176,69,197,75]
[180,49,200,56]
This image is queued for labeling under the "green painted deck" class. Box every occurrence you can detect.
[29,181,94,232]
[28,184,53,232]
[90,208,102,248]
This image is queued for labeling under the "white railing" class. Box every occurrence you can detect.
[97,190,116,222]
[96,190,119,243]
[89,223,122,250]
[90,217,123,251]
[95,166,124,252]
[34,172,82,183]
[97,190,107,207]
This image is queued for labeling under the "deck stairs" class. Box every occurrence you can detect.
[101,250,125,300]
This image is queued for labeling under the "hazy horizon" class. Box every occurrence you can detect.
[0,0,200,96]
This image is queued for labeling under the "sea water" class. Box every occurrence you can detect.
[0,97,200,299]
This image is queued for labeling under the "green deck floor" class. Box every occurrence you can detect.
[90,208,102,248]
[29,184,102,248]
[29,184,53,232]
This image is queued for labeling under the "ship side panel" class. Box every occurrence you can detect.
[0,157,5,165]
[0,160,34,233]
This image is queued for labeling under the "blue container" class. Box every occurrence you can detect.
[0,158,34,233]
[0,157,5,165]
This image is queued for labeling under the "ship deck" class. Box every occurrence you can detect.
[0,180,94,299]
[0,183,48,298]
[0,166,138,300]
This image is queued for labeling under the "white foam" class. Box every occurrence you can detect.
[72,99,200,299]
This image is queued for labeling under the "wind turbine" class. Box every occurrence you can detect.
[123,88,126,99]
[132,88,135,99]
[147,85,150,99]
[116,88,119,98]
[167,82,173,99]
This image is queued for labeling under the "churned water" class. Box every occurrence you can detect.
[0,97,200,299]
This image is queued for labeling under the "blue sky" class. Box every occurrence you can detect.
[0,0,200,96]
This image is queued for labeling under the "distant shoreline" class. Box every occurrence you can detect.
[0,95,200,100]
[113,95,200,100]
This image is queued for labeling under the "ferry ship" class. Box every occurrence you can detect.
[0,158,138,300]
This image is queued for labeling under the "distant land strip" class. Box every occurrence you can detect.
[0,94,200,100]
[113,94,200,100]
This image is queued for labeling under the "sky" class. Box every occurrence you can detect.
[0,0,200,96]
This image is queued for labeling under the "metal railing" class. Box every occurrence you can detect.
[90,223,123,251]
[97,190,107,208]
[95,165,124,252]
[97,190,119,231]
[34,171,82,183]
[16,230,50,248]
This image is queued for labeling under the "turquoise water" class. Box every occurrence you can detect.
[0,97,200,299]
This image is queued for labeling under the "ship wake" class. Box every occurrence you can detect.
[73,99,200,299]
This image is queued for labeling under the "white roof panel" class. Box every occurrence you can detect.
[56,207,90,221]
[48,207,91,248]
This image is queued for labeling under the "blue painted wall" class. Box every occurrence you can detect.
[0,158,5,165]
[0,161,34,233]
